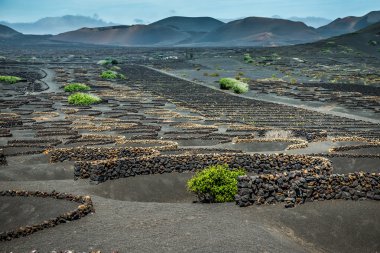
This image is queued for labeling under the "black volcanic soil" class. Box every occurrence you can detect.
[0,196,78,232]
[1,179,379,253]
[0,45,379,253]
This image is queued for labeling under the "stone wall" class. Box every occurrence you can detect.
[0,190,94,241]
[46,146,160,163]
[74,153,332,183]
[236,171,380,208]
[329,144,379,153]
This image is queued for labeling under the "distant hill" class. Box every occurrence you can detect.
[0,24,21,38]
[52,16,225,46]
[317,11,380,37]
[150,16,224,32]
[0,15,117,35]
[5,12,380,48]
[196,17,323,46]
[322,21,380,55]
[0,24,69,46]
[52,24,190,46]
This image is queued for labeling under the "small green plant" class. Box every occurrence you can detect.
[97,59,118,66]
[0,75,22,84]
[68,93,101,106]
[368,40,378,46]
[219,78,249,94]
[187,164,245,203]
[100,70,126,80]
[243,53,253,63]
[64,83,90,92]
[290,78,297,84]
[209,72,220,77]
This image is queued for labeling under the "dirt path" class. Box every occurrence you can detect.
[37,68,60,93]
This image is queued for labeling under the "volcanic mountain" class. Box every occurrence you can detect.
[150,16,224,33]
[321,22,380,55]
[196,17,323,46]
[48,12,380,47]
[317,11,380,37]
[52,24,190,46]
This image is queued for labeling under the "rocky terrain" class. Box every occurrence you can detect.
[0,42,379,252]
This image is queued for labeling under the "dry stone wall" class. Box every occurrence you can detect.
[74,153,332,183]
[0,190,94,241]
[46,146,160,163]
[236,171,380,207]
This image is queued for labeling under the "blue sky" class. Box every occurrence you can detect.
[0,0,379,23]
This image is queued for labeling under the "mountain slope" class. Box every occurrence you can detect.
[0,15,117,35]
[317,11,380,37]
[197,17,322,46]
[150,16,224,32]
[323,22,380,55]
[52,24,190,46]
[0,24,21,38]
[0,24,61,46]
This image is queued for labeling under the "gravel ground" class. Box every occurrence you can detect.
[1,178,379,253]
[1,61,379,253]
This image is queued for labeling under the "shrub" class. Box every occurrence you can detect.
[97,59,118,66]
[243,53,253,63]
[0,75,22,84]
[100,70,126,80]
[64,83,90,92]
[219,78,248,94]
[187,164,245,203]
[68,93,101,106]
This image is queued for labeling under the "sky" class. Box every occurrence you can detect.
[0,0,379,24]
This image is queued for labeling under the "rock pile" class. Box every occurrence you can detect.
[0,190,94,241]
[236,171,380,208]
[74,153,332,183]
